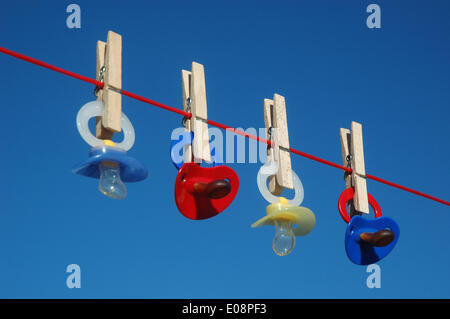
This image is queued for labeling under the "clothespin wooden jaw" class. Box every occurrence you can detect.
[264,94,293,195]
[181,62,211,163]
[95,31,122,139]
[339,121,369,216]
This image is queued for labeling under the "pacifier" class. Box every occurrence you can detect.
[73,100,148,199]
[338,187,400,265]
[171,131,239,220]
[252,152,315,256]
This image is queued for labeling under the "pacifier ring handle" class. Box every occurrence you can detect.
[338,187,382,223]
[257,162,304,206]
[360,229,395,247]
[76,100,135,151]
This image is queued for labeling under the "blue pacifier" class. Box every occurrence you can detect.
[339,187,400,265]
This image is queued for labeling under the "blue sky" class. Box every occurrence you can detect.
[0,0,449,298]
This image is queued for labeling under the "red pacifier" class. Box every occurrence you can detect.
[171,131,239,220]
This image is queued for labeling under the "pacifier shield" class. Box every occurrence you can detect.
[175,163,240,220]
[345,215,400,265]
[72,146,148,182]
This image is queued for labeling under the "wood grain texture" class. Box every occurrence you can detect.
[263,95,293,195]
[350,121,369,214]
[190,62,211,162]
[339,127,357,217]
[95,41,106,101]
[264,98,283,195]
[181,69,192,163]
[102,31,122,133]
[95,40,114,139]
[339,128,352,189]
[273,94,293,190]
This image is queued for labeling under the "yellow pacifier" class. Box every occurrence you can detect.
[253,151,315,256]
[252,197,315,256]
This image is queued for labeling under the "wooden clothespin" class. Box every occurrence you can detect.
[181,62,211,163]
[340,121,369,216]
[263,94,293,195]
[95,31,122,139]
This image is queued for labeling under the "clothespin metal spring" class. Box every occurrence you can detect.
[94,66,106,97]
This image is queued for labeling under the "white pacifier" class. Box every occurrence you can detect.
[76,100,135,151]
[257,159,304,206]
[256,134,304,206]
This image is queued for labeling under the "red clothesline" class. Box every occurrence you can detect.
[1,46,448,207]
